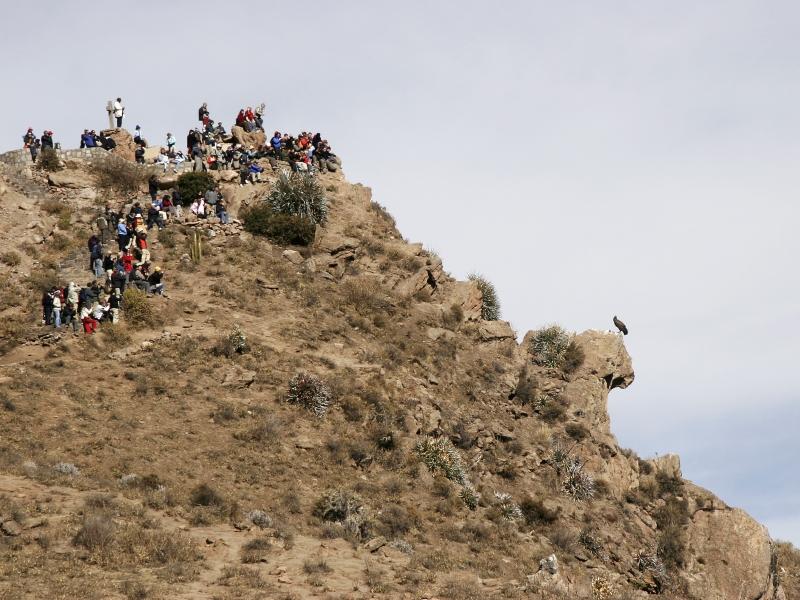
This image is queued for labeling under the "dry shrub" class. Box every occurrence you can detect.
[364,560,392,593]
[340,277,392,315]
[241,536,271,563]
[0,252,21,267]
[122,288,159,329]
[73,513,115,553]
[302,558,332,574]
[91,157,149,193]
[190,483,224,507]
[217,565,268,589]
[440,576,483,600]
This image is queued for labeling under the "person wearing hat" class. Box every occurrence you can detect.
[148,266,165,296]
[23,128,35,148]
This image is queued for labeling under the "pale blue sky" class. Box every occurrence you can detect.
[1,1,797,544]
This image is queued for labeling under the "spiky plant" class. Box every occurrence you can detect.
[494,492,523,521]
[459,484,480,510]
[468,273,501,321]
[286,373,331,417]
[414,437,467,485]
[530,325,571,367]
[268,171,328,224]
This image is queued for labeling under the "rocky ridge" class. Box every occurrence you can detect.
[0,153,792,599]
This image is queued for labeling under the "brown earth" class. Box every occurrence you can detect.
[0,156,795,600]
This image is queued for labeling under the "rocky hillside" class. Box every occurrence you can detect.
[0,153,795,600]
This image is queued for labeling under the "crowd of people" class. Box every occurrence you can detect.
[42,200,171,334]
[27,97,343,334]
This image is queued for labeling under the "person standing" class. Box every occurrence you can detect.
[113,97,125,127]
[41,130,54,150]
[166,132,176,154]
[51,288,62,328]
[134,125,144,145]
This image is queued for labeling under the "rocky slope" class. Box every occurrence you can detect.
[0,154,793,600]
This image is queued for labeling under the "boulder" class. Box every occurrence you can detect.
[394,256,444,299]
[282,249,304,265]
[231,126,266,150]
[47,170,92,189]
[364,536,387,552]
[478,320,515,341]
[446,280,483,321]
[313,231,359,256]
[684,502,783,600]
[102,128,137,162]
[155,174,178,190]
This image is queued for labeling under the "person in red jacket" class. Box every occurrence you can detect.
[121,250,134,278]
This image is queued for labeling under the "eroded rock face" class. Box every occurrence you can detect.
[47,170,93,189]
[231,126,266,150]
[559,331,635,435]
[102,128,136,162]
[684,503,781,600]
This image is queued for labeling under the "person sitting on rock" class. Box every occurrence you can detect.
[248,161,264,183]
[129,266,150,292]
[215,198,229,225]
[98,132,115,151]
[148,266,165,296]
[80,304,99,334]
[110,268,126,294]
[80,129,91,148]
[92,298,111,323]
[190,196,206,219]
[235,109,246,128]
[172,150,186,170]
[155,148,171,173]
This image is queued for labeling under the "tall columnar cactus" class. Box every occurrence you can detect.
[189,229,203,263]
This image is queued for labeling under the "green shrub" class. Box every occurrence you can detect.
[531,325,571,368]
[415,437,467,485]
[267,171,327,224]
[38,148,62,172]
[468,273,500,321]
[177,171,215,205]
[242,204,315,246]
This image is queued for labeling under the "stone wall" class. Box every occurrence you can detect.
[0,146,196,173]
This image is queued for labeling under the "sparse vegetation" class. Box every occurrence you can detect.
[122,287,157,328]
[468,273,501,321]
[38,148,62,171]
[0,251,21,266]
[313,488,371,542]
[286,372,331,416]
[530,325,572,368]
[267,171,328,224]
[213,324,249,357]
[415,437,467,485]
[92,156,149,193]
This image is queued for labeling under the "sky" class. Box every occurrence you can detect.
[1,1,797,544]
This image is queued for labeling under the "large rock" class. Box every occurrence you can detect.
[47,170,92,189]
[478,320,515,341]
[231,126,266,150]
[445,280,483,321]
[685,500,783,600]
[102,128,137,162]
[394,256,444,299]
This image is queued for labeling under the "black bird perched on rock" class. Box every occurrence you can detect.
[613,316,628,335]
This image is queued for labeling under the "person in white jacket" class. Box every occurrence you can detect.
[113,97,125,127]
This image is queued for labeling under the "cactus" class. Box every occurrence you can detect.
[189,229,203,263]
